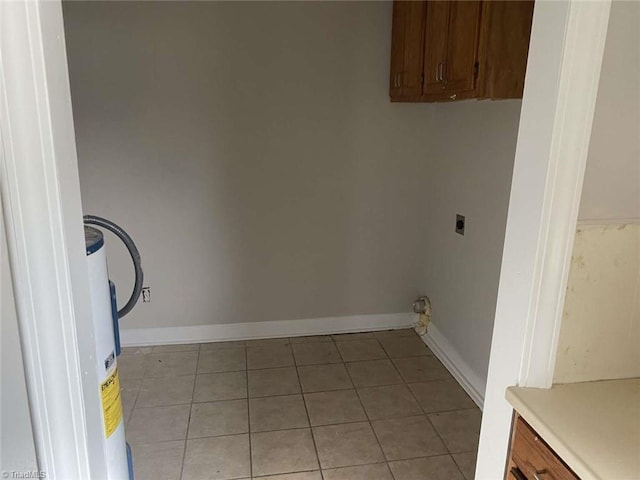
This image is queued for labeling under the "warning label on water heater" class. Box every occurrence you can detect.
[100,368,123,438]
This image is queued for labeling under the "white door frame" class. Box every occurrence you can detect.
[1,1,107,478]
[0,0,611,478]
[476,1,611,478]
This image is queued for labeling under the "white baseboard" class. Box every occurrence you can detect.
[120,312,414,347]
[420,322,486,409]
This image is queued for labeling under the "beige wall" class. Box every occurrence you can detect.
[579,1,640,222]
[64,1,435,329]
[555,224,640,383]
[555,1,640,384]
[420,100,521,388]
[64,0,521,388]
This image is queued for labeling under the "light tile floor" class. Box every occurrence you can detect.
[119,329,480,480]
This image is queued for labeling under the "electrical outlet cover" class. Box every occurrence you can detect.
[456,214,465,235]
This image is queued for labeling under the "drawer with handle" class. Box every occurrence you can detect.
[507,416,579,480]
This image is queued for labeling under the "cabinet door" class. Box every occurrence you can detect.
[476,0,534,99]
[443,1,481,95]
[390,1,426,99]
[423,1,450,95]
[389,1,405,98]
[401,1,426,97]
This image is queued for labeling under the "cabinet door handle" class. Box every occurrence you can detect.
[534,469,548,480]
[436,63,441,82]
[510,467,527,480]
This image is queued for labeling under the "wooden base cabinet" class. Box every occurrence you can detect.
[389,0,534,102]
[506,415,579,480]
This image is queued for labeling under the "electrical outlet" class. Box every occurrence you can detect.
[142,287,151,303]
[456,214,465,235]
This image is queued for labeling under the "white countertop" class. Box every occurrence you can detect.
[506,378,640,480]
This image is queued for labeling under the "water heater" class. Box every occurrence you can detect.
[85,216,142,480]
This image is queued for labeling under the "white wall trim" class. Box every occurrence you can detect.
[517,0,612,390]
[476,1,612,479]
[121,312,414,346]
[420,323,485,409]
[0,1,107,477]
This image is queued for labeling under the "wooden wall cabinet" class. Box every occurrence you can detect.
[389,0,534,102]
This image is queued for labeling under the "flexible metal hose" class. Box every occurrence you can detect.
[83,215,143,318]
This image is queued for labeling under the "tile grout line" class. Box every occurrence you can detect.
[359,332,462,479]
[403,335,461,477]
[123,380,141,429]
[293,339,325,479]
[398,340,470,479]
[124,349,150,420]
[321,459,396,478]
[139,415,480,442]
[352,391,398,479]
[348,354,393,475]
[333,335,348,364]
[451,451,474,480]
[178,343,203,480]
[382,344,418,479]
[318,455,462,478]
[245,344,253,479]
